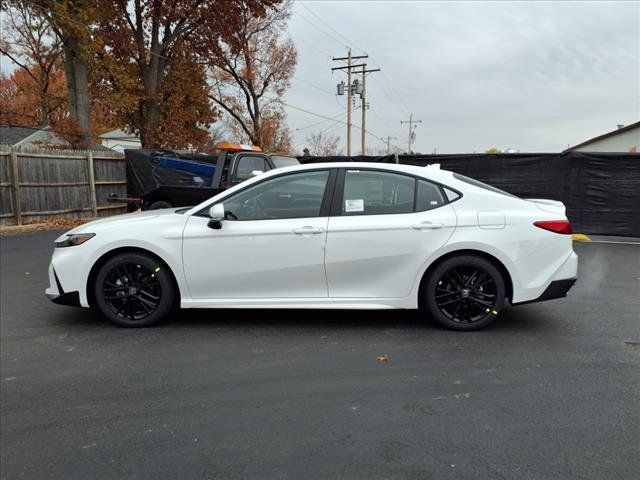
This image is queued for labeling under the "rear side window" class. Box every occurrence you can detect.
[416,180,446,211]
[452,173,516,198]
[342,170,414,216]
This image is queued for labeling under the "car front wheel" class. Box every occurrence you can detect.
[424,255,506,331]
[94,252,175,327]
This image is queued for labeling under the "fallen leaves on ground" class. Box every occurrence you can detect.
[0,217,95,236]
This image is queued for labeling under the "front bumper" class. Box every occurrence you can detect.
[46,290,81,306]
[45,263,81,307]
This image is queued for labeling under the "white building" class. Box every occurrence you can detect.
[566,122,640,153]
[99,129,141,153]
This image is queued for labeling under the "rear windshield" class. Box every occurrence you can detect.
[271,155,300,168]
[452,173,517,198]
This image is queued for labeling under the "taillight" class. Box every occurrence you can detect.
[534,220,572,235]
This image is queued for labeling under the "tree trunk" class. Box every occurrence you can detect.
[62,38,91,147]
[139,51,165,148]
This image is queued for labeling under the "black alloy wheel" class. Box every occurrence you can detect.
[424,255,506,330]
[94,253,175,327]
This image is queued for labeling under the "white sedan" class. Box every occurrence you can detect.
[46,162,577,330]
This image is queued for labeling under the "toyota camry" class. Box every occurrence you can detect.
[46,162,577,330]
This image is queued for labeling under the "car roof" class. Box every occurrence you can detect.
[268,161,453,181]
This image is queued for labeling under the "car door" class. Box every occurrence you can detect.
[182,169,335,299]
[324,168,457,298]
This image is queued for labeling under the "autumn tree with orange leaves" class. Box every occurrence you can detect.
[0,2,66,125]
[95,0,281,149]
[2,0,294,150]
[207,1,297,153]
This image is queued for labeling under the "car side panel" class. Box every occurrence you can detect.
[442,193,577,303]
[324,204,457,298]
[49,213,189,307]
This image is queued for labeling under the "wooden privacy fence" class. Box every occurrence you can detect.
[0,145,127,226]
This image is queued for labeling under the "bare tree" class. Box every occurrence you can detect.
[207,1,296,152]
[305,131,342,156]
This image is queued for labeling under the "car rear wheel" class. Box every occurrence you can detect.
[424,255,505,331]
[94,253,175,327]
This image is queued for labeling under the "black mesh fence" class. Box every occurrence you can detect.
[299,152,640,237]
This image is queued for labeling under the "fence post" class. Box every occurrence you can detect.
[87,150,98,217]
[10,149,22,225]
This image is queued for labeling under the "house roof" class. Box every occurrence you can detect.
[1,125,119,151]
[99,128,139,140]
[566,121,640,151]
[0,125,40,146]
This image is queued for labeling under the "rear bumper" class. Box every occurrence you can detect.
[513,277,577,305]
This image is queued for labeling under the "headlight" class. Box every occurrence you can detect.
[54,233,96,248]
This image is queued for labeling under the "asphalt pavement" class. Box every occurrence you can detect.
[1,231,638,480]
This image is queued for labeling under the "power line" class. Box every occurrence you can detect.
[294,76,335,96]
[289,33,333,58]
[270,98,348,126]
[294,7,348,49]
[298,3,357,49]
[294,112,347,132]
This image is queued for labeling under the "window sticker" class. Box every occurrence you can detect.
[345,199,364,212]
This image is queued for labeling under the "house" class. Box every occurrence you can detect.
[99,129,141,153]
[565,121,640,153]
[0,125,113,151]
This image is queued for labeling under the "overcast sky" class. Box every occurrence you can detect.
[285,0,639,154]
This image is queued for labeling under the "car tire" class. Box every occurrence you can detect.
[423,255,506,331]
[148,200,172,210]
[94,252,175,327]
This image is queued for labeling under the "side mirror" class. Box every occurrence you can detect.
[208,203,225,229]
[251,170,264,177]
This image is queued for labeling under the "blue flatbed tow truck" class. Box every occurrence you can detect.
[109,144,299,210]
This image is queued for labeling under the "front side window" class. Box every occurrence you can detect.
[341,170,415,216]
[221,170,330,221]
[234,155,268,181]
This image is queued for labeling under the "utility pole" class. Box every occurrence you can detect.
[383,136,397,154]
[332,50,367,156]
[400,113,422,154]
[359,64,380,155]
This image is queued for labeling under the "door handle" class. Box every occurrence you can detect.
[412,222,445,230]
[293,226,324,235]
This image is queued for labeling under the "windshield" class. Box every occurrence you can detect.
[270,155,300,168]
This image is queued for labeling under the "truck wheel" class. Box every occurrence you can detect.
[148,200,172,210]
[94,253,175,327]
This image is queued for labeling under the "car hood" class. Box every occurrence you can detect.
[59,208,183,238]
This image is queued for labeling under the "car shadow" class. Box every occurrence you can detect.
[52,303,558,334]
[164,305,557,334]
